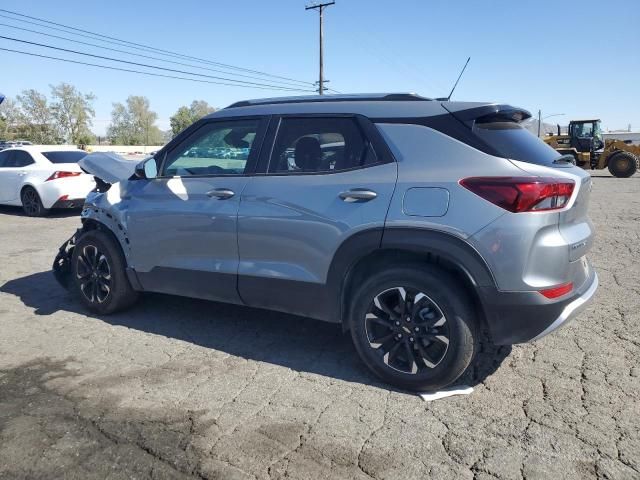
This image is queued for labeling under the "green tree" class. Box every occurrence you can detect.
[0,96,20,140]
[50,83,96,144]
[169,100,215,137]
[16,89,57,144]
[107,96,163,145]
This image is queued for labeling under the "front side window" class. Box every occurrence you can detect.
[269,117,376,174]
[162,119,260,177]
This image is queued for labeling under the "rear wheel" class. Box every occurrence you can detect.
[71,230,139,314]
[349,266,477,391]
[21,186,49,217]
[608,152,638,178]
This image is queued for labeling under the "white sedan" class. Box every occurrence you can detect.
[0,146,95,216]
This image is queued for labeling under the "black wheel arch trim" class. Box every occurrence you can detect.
[327,227,498,325]
[380,228,496,288]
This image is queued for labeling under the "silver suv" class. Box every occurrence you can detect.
[54,94,598,391]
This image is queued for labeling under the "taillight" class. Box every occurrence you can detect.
[459,177,575,213]
[46,171,81,181]
[539,282,573,299]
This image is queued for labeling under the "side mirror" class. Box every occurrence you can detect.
[135,158,158,179]
[0,94,5,105]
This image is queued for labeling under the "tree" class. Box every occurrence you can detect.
[107,96,163,145]
[169,100,215,137]
[16,89,57,144]
[0,96,20,140]
[50,83,96,144]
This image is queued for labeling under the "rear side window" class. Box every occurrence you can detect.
[42,151,87,163]
[11,151,35,167]
[269,117,377,174]
[472,121,561,166]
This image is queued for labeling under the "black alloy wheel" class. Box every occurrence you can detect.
[21,187,47,217]
[75,244,112,304]
[349,266,477,391]
[365,286,450,375]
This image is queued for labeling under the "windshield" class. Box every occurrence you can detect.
[42,151,87,164]
[472,121,561,166]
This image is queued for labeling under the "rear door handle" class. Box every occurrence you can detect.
[18,171,27,176]
[206,188,235,199]
[339,189,377,202]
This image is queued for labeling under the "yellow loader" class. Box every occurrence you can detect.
[544,119,639,177]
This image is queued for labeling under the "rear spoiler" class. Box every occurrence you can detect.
[443,103,532,127]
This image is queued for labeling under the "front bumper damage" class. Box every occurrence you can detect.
[52,229,81,290]
[53,152,137,292]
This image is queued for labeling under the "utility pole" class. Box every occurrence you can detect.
[537,109,542,138]
[306,1,335,95]
[538,111,565,137]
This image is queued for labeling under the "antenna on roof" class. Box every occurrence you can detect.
[445,57,470,101]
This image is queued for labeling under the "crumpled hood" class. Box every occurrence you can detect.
[78,151,139,184]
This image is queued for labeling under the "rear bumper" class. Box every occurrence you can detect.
[479,267,598,345]
[38,176,95,208]
[51,197,85,209]
[530,272,598,341]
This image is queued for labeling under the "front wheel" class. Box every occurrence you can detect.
[71,230,139,314]
[349,266,477,392]
[608,152,638,178]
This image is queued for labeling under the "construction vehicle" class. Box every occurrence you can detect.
[544,119,639,177]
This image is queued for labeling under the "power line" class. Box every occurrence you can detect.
[0,22,313,89]
[0,8,315,87]
[0,46,314,92]
[0,35,314,92]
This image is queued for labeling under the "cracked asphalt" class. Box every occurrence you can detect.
[0,172,639,480]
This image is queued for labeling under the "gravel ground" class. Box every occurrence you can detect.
[0,172,638,480]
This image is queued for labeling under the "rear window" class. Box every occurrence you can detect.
[473,121,561,166]
[42,151,87,164]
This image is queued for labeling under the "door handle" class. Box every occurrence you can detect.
[206,188,235,199]
[18,171,27,176]
[338,189,377,202]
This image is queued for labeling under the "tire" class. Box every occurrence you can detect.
[21,186,49,217]
[71,229,139,314]
[349,266,477,392]
[608,152,638,178]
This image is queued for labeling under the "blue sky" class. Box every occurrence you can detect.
[1,0,638,135]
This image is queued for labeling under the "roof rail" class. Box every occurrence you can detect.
[226,93,432,109]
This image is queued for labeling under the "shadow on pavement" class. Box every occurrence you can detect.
[0,358,219,479]
[1,270,511,391]
[0,205,81,218]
